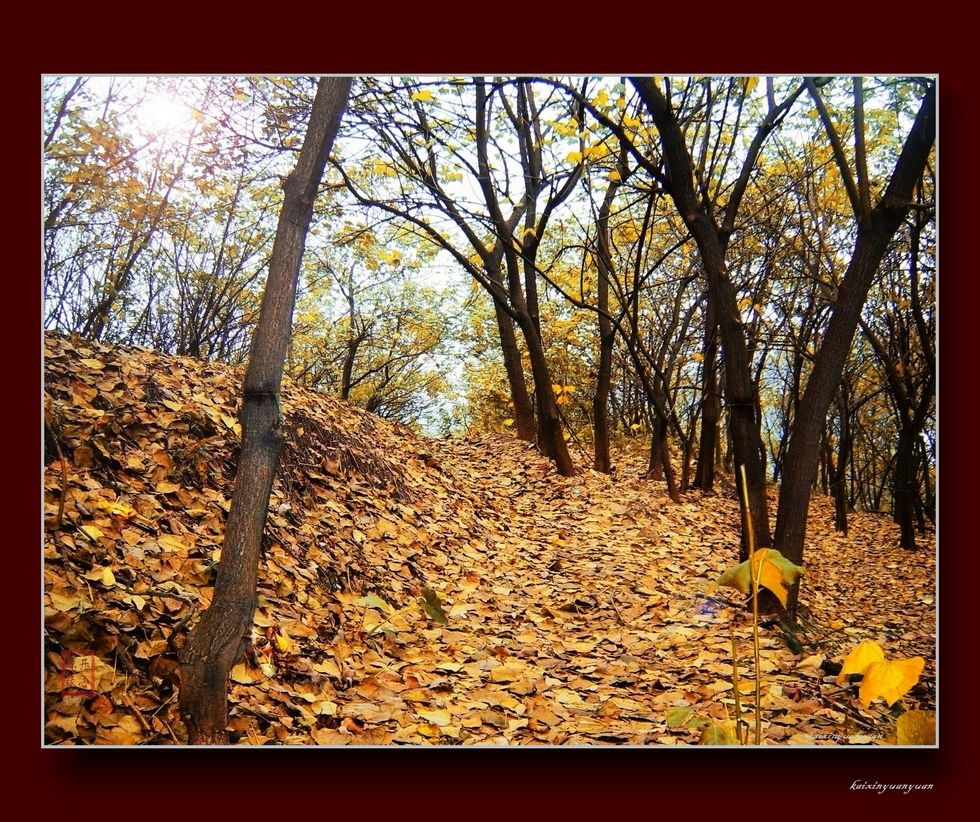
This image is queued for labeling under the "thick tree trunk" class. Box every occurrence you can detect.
[774,84,935,614]
[179,78,351,744]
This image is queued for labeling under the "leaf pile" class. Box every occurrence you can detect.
[43,332,935,745]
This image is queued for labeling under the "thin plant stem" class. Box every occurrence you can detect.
[739,464,764,745]
[730,624,743,745]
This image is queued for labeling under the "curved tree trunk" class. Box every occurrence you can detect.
[179,78,351,744]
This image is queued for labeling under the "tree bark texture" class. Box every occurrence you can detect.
[693,302,719,490]
[179,77,352,744]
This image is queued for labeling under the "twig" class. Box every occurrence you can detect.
[121,692,152,732]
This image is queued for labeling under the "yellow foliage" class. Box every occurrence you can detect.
[837,640,885,684]
[859,657,924,708]
[714,549,804,607]
[591,89,610,108]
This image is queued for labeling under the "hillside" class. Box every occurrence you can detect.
[43,332,935,745]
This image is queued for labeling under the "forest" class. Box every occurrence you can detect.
[42,75,936,746]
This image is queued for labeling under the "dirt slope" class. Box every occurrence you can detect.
[43,332,935,745]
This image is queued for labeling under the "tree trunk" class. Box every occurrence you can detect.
[693,305,719,491]
[893,426,918,549]
[519,310,576,476]
[831,393,852,534]
[592,165,621,474]
[774,84,935,614]
[592,316,614,473]
[680,435,692,492]
[179,78,351,744]
[490,287,535,441]
[647,418,664,480]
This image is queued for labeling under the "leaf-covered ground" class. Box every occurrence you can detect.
[43,332,936,745]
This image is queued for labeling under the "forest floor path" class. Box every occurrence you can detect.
[43,332,935,745]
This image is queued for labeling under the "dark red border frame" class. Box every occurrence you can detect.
[21,2,970,810]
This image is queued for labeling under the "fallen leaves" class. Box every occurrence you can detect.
[43,332,935,746]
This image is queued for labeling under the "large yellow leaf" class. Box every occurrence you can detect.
[715,549,804,606]
[859,657,924,708]
[837,639,885,684]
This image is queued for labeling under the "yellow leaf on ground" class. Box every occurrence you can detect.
[230,663,258,684]
[80,525,103,542]
[490,661,526,683]
[859,657,924,708]
[837,639,885,684]
[416,707,451,726]
[158,534,186,552]
[699,720,738,745]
